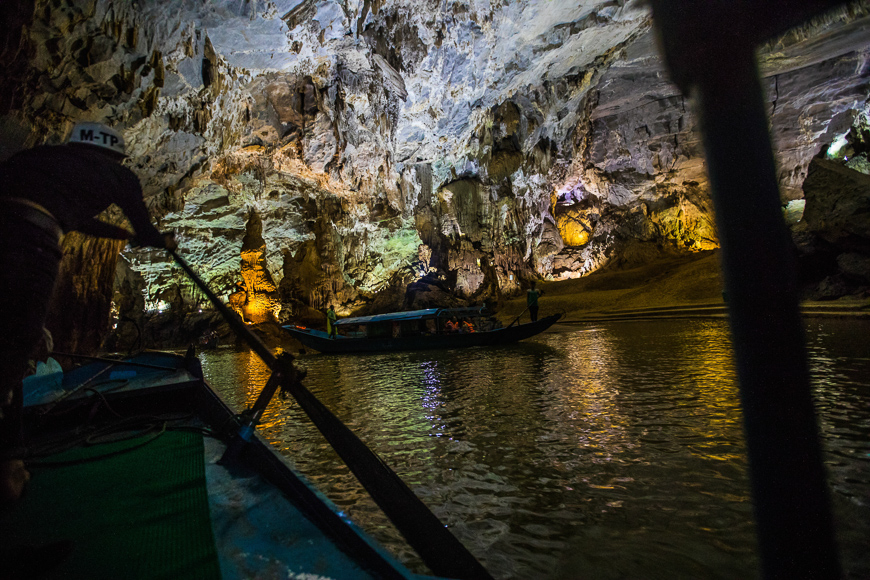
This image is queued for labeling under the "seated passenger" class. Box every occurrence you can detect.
[461,318,475,333]
[444,317,459,333]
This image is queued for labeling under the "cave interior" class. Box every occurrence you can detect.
[0,0,868,352]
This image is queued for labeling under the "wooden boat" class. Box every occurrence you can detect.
[198,330,219,349]
[2,350,458,579]
[282,307,563,354]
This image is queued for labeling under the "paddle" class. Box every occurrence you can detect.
[507,291,542,328]
[168,248,494,580]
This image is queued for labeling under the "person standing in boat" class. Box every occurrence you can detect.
[326,305,338,339]
[0,121,176,502]
[527,281,544,322]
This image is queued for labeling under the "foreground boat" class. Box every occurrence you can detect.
[2,351,448,579]
[283,307,562,354]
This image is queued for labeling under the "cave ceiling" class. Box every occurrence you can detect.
[2,0,869,322]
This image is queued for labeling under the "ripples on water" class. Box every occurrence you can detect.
[200,318,869,580]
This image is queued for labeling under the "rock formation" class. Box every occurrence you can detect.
[0,0,868,351]
[229,210,282,323]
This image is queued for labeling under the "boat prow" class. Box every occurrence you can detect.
[5,351,440,579]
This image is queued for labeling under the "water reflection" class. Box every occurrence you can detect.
[804,319,870,580]
[199,318,869,580]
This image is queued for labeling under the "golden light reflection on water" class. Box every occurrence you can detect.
[673,323,743,461]
[556,328,634,460]
[544,320,744,491]
[199,347,291,432]
[241,348,271,405]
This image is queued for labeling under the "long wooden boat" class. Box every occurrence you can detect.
[282,307,563,354]
[2,351,450,579]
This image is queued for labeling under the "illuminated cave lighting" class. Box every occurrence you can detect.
[556,181,589,205]
[826,132,849,159]
[784,199,805,224]
[144,299,170,313]
[580,256,599,277]
[558,270,585,280]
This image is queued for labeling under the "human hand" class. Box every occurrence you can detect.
[162,231,178,251]
[0,460,31,502]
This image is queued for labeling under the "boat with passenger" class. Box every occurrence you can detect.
[282,307,562,354]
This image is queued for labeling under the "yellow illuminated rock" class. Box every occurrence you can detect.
[557,210,593,247]
[230,211,281,324]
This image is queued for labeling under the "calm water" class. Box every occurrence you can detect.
[199,318,869,579]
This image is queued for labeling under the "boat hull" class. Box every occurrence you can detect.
[283,313,562,354]
[10,351,427,580]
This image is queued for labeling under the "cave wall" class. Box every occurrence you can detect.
[1,0,868,350]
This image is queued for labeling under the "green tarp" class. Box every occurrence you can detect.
[0,431,220,579]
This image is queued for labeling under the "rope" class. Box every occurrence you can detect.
[26,417,168,467]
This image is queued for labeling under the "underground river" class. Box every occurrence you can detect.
[199,317,869,579]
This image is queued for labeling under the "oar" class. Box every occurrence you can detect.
[218,362,294,466]
[168,248,494,580]
[507,293,542,328]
